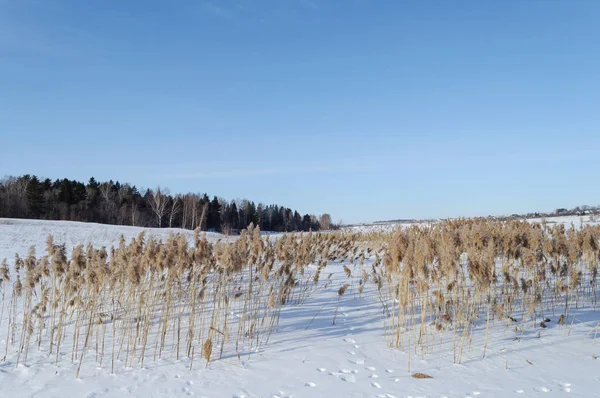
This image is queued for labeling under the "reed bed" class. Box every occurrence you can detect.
[0,225,362,376]
[374,219,600,369]
[2,219,599,376]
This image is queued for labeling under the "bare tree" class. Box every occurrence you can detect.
[2,176,30,217]
[182,193,198,230]
[99,182,115,223]
[149,187,168,228]
[131,201,139,226]
[169,195,182,228]
[319,213,332,230]
[198,202,209,231]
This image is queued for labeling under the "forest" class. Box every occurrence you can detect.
[0,175,330,233]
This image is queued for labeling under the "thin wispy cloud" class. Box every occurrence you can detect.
[202,1,236,20]
[198,0,320,22]
[297,0,320,10]
[161,157,400,181]
[172,168,281,179]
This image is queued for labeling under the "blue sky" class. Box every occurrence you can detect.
[1,1,599,223]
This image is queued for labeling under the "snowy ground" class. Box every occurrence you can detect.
[1,218,600,397]
[343,215,600,234]
[0,218,228,262]
[525,215,600,228]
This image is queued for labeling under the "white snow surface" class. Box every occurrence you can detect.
[1,218,599,397]
[343,215,600,234]
[0,218,228,262]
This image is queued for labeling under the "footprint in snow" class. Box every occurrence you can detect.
[369,374,379,379]
[316,368,326,372]
[371,382,381,389]
[559,382,571,393]
[353,344,360,348]
[340,369,352,374]
[305,382,316,388]
[515,390,525,394]
[347,350,356,355]
[386,369,394,373]
[350,358,365,365]
[534,387,551,393]
[341,374,356,383]
[344,338,356,344]
[272,393,292,398]
[365,366,376,371]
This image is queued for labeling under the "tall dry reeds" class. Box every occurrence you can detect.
[375,219,600,368]
[0,225,363,377]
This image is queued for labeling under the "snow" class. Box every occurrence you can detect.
[1,218,600,397]
[0,218,227,262]
[343,215,600,234]
[525,215,600,228]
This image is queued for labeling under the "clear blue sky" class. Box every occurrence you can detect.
[1,1,599,224]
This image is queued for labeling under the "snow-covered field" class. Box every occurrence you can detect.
[343,215,600,234]
[1,218,599,397]
[0,218,229,262]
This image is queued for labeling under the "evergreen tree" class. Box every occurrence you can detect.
[207,196,221,231]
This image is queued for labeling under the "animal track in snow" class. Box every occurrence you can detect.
[341,374,356,383]
[534,387,551,393]
[371,382,381,388]
[365,366,376,371]
[350,358,365,365]
[385,369,394,373]
[316,367,326,372]
[559,382,571,393]
[515,390,525,394]
[347,350,356,355]
[305,382,316,387]
[344,338,356,344]
[369,374,379,379]
[271,391,292,398]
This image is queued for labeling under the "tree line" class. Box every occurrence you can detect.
[0,175,332,233]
